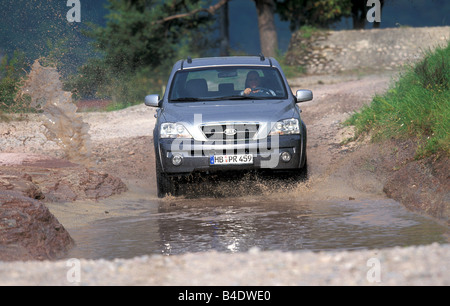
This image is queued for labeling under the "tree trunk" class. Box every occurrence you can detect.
[373,0,384,28]
[351,0,366,29]
[254,0,278,57]
[219,1,230,56]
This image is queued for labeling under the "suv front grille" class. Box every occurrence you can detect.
[201,123,260,141]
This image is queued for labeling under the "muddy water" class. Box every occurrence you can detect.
[19,60,92,164]
[67,193,449,260]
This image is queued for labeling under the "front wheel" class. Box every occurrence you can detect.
[155,151,176,198]
[296,121,308,180]
[297,158,308,181]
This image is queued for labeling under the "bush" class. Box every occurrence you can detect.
[414,50,448,91]
[346,41,450,158]
[65,60,169,110]
[0,76,20,109]
[0,51,30,113]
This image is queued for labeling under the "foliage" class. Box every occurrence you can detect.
[96,0,217,73]
[0,0,107,77]
[275,0,352,31]
[0,50,30,112]
[65,0,218,106]
[275,49,305,78]
[345,41,450,158]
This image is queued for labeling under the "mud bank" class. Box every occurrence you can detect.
[0,154,127,202]
[0,190,74,262]
[379,141,449,225]
[290,73,449,226]
[0,154,128,261]
[325,138,449,226]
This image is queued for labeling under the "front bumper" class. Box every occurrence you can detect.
[157,135,304,174]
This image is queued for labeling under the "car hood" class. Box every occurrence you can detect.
[162,99,296,125]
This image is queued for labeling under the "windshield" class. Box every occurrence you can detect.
[169,66,288,102]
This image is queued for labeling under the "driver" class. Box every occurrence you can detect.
[242,71,275,96]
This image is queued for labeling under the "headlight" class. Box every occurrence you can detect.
[269,119,300,135]
[160,123,193,138]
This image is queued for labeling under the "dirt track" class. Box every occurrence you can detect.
[1,72,449,285]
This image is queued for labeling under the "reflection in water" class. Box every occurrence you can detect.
[67,197,449,260]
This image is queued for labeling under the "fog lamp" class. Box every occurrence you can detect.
[172,154,183,166]
[280,151,291,163]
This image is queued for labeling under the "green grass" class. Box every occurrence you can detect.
[345,41,450,158]
[275,50,306,79]
[0,110,10,122]
[297,25,322,39]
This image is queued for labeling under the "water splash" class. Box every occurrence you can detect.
[19,60,91,164]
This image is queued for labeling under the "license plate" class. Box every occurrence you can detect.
[210,154,253,165]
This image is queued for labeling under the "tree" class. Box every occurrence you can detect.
[0,50,29,112]
[275,0,352,31]
[219,1,230,56]
[351,0,384,29]
[69,0,223,103]
[254,0,278,57]
[152,0,279,58]
[85,0,226,74]
[350,0,367,29]
[0,0,105,77]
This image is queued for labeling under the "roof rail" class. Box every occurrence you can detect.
[181,56,193,70]
[259,53,273,67]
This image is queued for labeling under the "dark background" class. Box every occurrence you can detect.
[0,0,448,72]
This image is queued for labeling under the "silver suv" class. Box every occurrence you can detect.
[145,56,313,198]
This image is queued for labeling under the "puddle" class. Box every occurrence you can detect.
[66,196,449,260]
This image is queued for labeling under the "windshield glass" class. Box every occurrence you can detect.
[169,66,288,102]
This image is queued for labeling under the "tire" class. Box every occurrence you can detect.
[297,121,308,181]
[298,157,308,181]
[300,121,307,169]
[155,150,175,198]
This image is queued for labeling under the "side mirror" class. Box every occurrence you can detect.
[296,90,313,103]
[144,94,160,107]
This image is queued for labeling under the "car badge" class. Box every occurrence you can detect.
[224,128,237,136]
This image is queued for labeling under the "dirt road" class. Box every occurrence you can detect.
[0,72,449,285]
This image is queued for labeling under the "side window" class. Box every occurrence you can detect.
[170,72,186,99]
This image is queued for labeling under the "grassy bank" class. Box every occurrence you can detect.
[346,41,449,158]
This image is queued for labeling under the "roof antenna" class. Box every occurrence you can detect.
[187,56,192,64]
[259,53,265,61]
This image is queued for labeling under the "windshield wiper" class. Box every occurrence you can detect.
[171,96,269,102]
[170,97,203,102]
[209,95,267,100]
